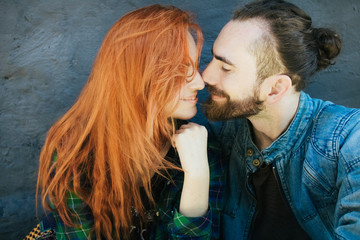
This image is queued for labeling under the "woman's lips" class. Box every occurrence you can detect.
[180,96,198,103]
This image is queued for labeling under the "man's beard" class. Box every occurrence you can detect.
[202,85,264,121]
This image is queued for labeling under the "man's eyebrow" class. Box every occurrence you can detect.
[211,47,235,66]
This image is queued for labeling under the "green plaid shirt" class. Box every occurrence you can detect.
[39,139,226,240]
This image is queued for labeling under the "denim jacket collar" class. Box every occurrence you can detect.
[242,92,315,167]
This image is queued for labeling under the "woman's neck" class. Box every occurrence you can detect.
[160,140,172,158]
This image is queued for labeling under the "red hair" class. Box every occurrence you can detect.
[36,4,203,239]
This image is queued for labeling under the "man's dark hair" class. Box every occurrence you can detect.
[233,0,342,91]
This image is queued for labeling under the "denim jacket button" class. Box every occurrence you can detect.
[252,159,260,167]
[246,148,254,156]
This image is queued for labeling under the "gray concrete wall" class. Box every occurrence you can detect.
[1,0,359,238]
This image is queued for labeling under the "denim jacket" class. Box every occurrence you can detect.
[218,92,360,240]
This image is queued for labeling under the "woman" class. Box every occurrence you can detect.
[30,4,224,240]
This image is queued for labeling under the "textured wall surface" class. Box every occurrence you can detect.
[1,0,359,238]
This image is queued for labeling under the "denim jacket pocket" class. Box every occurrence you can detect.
[303,159,337,205]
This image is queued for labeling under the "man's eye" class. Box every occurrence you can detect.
[222,66,231,72]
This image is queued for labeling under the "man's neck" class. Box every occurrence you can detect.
[249,93,301,150]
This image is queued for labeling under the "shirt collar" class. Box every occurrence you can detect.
[261,91,314,163]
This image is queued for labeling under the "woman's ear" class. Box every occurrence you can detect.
[262,74,292,105]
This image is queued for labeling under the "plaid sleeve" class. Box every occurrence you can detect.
[169,208,212,239]
[155,134,226,240]
[50,191,94,240]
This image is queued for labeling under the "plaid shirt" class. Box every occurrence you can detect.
[39,138,226,240]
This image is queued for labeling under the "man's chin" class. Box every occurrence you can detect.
[202,99,233,121]
[202,96,263,121]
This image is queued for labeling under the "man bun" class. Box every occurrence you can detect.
[312,28,342,70]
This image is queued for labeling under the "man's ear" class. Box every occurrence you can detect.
[262,74,292,105]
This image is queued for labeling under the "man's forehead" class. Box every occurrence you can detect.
[216,20,264,47]
[212,20,263,63]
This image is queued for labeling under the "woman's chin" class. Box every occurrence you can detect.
[171,109,197,120]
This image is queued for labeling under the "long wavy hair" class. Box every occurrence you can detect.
[36,5,203,239]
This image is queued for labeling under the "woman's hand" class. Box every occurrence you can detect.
[173,122,209,176]
[173,122,210,217]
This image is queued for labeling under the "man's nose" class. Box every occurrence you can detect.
[202,61,216,86]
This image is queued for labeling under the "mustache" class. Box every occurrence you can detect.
[207,85,229,98]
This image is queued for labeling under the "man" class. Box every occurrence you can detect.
[202,0,360,239]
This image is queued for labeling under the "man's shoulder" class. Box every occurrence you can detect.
[313,103,360,131]
[304,92,360,122]
[309,101,360,158]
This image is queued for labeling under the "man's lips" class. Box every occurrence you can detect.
[211,94,226,101]
[207,85,227,101]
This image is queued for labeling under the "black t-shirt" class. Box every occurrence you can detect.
[250,164,311,240]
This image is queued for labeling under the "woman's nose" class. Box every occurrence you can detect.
[190,71,205,90]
